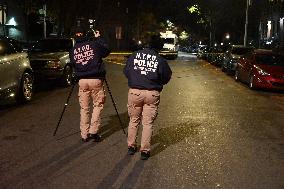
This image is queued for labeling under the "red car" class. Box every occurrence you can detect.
[235,49,284,90]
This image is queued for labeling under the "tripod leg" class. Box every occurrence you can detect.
[53,84,76,136]
[104,79,126,135]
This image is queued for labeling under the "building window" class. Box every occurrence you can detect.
[0,3,7,24]
[280,17,284,32]
[267,20,272,38]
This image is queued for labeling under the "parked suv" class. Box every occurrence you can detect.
[0,37,34,103]
[28,38,75,86]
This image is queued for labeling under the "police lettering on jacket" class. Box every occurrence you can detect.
[73,44,94,65]
[124,48,172,91]
[133,53,158,75]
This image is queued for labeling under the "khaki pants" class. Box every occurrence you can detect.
[127,88,160,152]
[78,79,105,139]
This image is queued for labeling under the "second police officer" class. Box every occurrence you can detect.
[123,35,172,160]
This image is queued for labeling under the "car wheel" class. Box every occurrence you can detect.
[235,69,240,82]
[62,65,73,86]
[249,74,256,90]
[16,72,34,103]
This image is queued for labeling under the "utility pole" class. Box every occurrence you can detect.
[0,3,7,37]
[137,0,142,41]
[43,3,46,38]
[209,17,212,47]
[244,0,250,47]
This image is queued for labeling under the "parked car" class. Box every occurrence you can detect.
[0,37,34,103]
[222,45,254,74]
[206,47,219,63]
[28,37,75,86]
[179,44,199,54]
[235,49,284,90]
[197,45,209,60]
[208,46,228,67]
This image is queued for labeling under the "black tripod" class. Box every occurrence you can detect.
[104,79,126,135]
[53,79,126,136]
[53,84,76,136]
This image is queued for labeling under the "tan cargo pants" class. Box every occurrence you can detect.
[127,88,160,152]
[78,79,105,139]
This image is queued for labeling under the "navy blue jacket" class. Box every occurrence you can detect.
[69,37,110,79]
[123,48,172,91]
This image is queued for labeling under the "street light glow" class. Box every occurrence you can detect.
[225,33,230,39]
[6,17,17,26]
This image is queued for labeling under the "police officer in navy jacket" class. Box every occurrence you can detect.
[123,35,172,160]
[69,28,110,142]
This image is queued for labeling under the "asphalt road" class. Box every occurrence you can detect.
[0,52,284,189]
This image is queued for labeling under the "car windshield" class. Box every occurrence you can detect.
[231,47,253,55]
[31,39,73,52]
[255,54,284,66]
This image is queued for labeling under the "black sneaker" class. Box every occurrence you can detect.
[88,133,101,142]
[127,146,137,155]
[81,138,89,143]
[140,151,150,160]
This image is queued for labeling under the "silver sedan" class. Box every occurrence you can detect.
[0,37,34,103]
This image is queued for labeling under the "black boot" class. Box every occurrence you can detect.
[88,133,101,142]
[127,146,137,155]
[140,151,150,160]
[81,138,89,143]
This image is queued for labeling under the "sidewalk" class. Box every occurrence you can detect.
[104,52,131,65]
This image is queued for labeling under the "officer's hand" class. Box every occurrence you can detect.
[94,30,101,38]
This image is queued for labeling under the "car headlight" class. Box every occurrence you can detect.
[45,60,61,69]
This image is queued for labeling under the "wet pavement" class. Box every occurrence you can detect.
[0,53,284,189]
